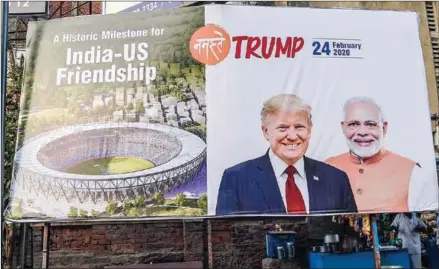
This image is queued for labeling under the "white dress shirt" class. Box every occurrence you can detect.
[408,165,439,211]
[268,149,310,213]
[391,213,426,255]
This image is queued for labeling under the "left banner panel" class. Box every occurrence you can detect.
[5,7,207,220]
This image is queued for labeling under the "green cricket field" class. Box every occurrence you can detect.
[65,157,155,175]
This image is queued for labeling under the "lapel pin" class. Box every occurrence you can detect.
[313,176,319,181]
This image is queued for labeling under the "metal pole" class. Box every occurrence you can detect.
[206,219,212,269]
[202,218,208,269]
[20,223,27,269]
[41,223,50,269]
[436,212,439,246]
[371,215,381,269]
[0,2,9,266]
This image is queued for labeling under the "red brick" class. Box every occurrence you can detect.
[48,1,102,19]
[91,235,108,240]
[93,230,108,235]
[90,245,106,251]
[93,225,107,230]
[211,231,231,243]
[42,218,307,269]
[127,233,140,239]
[97,239,110,245]
[111,239,126,244]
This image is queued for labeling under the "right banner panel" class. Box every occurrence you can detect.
[200,5,439,216]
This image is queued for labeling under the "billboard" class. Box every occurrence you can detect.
[102,1,186,15]
[120,1,185,13]
[102,2,141,14]
[9,1,47,16]
[204,5,438,216]
[4,5,439,221]
[7,6,207,220]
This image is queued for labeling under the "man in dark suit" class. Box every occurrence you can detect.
[215,94,357,215]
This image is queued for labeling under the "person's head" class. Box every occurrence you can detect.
[342,97,387,159]
[261,94,312,166]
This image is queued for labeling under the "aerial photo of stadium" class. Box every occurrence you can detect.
[10,122,206,219]
[5,6,208,220]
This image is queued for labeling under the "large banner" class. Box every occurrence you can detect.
[5,5,439,221]
[204,5,438,216]
[7,7,207,220]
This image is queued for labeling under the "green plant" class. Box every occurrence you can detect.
[288,1,309,7]
[182,124,206,142]
[135,101,145,113]
[91,209,100,218]
[127,207,142,217]
[242,1,276,6]
[4,46,24,209]
[175,193,186,207]
[193,209,205,216]
[134,195,145,207]
[6,198,23,219]
[197,194,207,210]
[105,201,118,216]
[122,200,134,215]
[67,207,78,219]
[153,192,165,205]
[79,209,88,218]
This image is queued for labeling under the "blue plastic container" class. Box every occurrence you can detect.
[265,231,296,258]
[426,239,439,269]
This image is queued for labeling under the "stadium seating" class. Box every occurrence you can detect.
[37,128,183,173]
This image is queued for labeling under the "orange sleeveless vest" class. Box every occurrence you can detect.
[325,150,415,213]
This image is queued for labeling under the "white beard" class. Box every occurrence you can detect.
[347,138,382,159]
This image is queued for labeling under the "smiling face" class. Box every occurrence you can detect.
[342,102,387,159]
[262,109,311,165]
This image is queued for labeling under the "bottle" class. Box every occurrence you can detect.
[286,242,295,259]
[276,246,285,260]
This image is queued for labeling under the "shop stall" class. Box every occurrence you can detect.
[308,248,410,269]
[421,213,439,269]
[264,215,416,269]
[307,215,410,269]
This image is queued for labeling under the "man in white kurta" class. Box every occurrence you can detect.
[391,213,427,269]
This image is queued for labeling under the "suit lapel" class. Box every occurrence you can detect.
[253,151,285,213]
[304,156,318,212]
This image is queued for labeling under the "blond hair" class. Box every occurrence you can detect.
[260,94,312,126]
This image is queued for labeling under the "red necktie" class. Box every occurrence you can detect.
[285,166,306,214]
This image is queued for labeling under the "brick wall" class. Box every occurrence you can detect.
[49,1,102,18]
[209,219,308,268]
[28,218,309,269]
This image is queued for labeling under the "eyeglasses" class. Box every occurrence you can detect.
[344,120,381,130]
